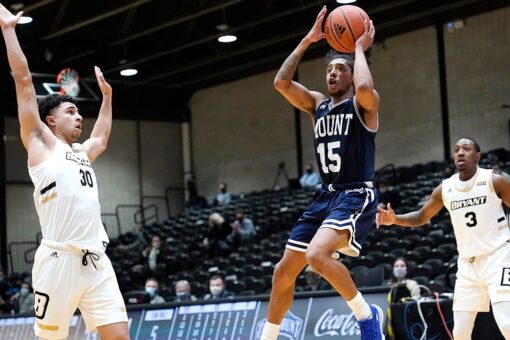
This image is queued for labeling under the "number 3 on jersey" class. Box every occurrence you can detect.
[80,169,94,187]
[317,142,341,173]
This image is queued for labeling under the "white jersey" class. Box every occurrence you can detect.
[442,168,510,258]
[28,139,109,254]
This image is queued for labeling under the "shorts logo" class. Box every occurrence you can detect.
[34,291,50,319]
[501,268,510,286]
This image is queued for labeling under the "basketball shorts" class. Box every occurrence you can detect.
[453,241,510,312]
[286,182,378,257]
[32,241,128,339]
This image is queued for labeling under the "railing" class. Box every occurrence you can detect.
[375,163,397,185]
[8,241,38,274]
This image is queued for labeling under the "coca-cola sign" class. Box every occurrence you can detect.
[313,309,360,337]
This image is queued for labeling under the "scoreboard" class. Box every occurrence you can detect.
[0,290,389,339]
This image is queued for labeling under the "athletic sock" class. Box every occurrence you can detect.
[260,321,280,340]
[346,291,372,321]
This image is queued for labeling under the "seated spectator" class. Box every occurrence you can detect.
[142,235,161,271]
[229,211,256,246]
[174,280,197,302]
[492,162,510,180]
[303,266,331,292]
[10,282,34,314]
[203,275,233,300]
[299,163,321,189]
[203,212,232,258]
[387,257,419,298]
[145,278,165,304]
[215,182,231,206]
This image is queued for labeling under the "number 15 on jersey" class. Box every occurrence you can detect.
[317,142,341,173]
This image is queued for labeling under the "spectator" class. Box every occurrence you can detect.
[303,266,331,292]
[299,163,321,189]
[10,282,34,314]
[142,235,161,271]
[174,280,197,302]
[387,257,419,298]
[203,212,232,258]
[203,276,233,300]
[145,278,165,304]
[229,211,256,246]
[215,182,231,206]
[492,162,510,181]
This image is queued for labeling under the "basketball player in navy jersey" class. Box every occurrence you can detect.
[378,138,510,339]
[260,6,384,340]
[0,4,129,340]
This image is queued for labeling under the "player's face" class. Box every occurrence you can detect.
[326,58,353,96]
[49,102,83,141]
[453,139,480,171]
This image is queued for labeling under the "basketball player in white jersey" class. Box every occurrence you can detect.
[0,4,129,340]
[377,137,510,339]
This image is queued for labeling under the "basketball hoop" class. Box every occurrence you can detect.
[56,68,80,97]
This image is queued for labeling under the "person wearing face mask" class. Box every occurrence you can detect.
[299,163,321,189]
[215,182,231,206]
[229,211,256,247]
[173,280,197,303]
[387,257,418,295]
[303,266,331,292]
[144,278,165,304]
[203,276,233,300]
[142,235,162,271]
[10,282,34,314]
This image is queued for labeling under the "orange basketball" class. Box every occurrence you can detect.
[324,5,370,53]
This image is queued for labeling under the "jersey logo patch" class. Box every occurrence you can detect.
[476,181,487,186]
[501,268,510,286]
[450,196,487,210]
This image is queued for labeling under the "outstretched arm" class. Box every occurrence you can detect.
[273,6,328,116]
[354,19,379,130]
[0,5,53,157]
[493,173,510,207]
[377,184,444,227]
[83,66,112,162]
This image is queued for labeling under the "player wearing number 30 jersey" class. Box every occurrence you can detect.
[377,137,510,339]
[260,7,384,340]
[0,4,129,340]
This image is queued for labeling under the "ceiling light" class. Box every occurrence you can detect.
[120,68,138,76]
[218,35,237,43]
[336,0,357,3]
[18,16,33,24]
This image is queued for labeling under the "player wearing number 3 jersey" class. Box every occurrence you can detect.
[377,137,510,339]
[0,3,129,340]
[260,7,384,340]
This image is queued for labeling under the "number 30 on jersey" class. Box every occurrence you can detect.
[317,142,341,173]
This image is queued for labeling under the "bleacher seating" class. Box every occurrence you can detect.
[97,148,510,299]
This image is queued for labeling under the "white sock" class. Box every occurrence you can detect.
[346,291,372,321]
[260,321,280,340]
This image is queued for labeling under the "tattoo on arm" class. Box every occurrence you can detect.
[276,53,299,81]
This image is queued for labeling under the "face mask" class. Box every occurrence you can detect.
[20,288,29,296]
[210,286,223,296]
[393,267,407,279]
[145,287,156,297]
[176,292,189,300]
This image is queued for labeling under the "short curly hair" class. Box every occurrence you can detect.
[325,46,373,71]
[37,93,77,123]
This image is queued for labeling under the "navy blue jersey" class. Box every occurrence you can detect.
[313,96,376,185]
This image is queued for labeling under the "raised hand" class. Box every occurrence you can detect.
[305,6,327,44]
[355,18,375,51]
[94,66,112,96]
[0,4,22,29]
[376,203,395,228]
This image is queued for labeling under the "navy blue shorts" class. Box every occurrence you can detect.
[286,182,378,257]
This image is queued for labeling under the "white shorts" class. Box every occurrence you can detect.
[32,243,128,339]
[453,242,510,312]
